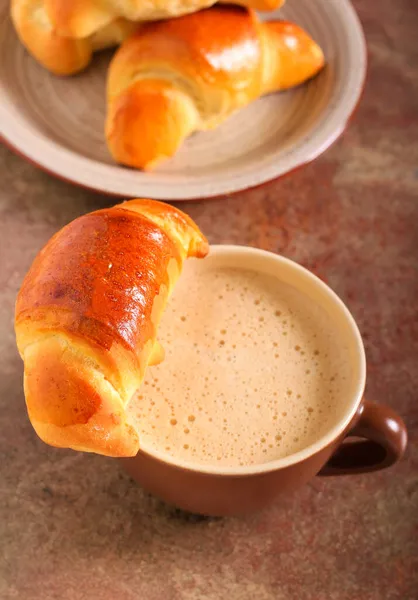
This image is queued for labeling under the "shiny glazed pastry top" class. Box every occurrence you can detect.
[14,199,208,457]
[11,0,286,75]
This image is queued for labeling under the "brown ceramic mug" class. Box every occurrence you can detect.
[121,246,407,516]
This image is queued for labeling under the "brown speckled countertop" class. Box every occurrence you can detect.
[1,0,417,598]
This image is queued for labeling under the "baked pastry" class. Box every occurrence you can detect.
[11,0,285,75]
[15,199,208,457]
[11,0,139,75]
[105,5,325,169]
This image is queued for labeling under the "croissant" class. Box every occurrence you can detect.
[105,6,325,170]
[11,0,285,75]
[11,0,138,75]
[14,199,208,457]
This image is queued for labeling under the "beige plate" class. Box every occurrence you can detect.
[0,0,366,200]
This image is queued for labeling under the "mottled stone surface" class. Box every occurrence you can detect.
[1,0,417,598]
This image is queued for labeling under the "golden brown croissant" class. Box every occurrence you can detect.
[11,0,285,75]
[105,6,325,170]
[15,199,208,457]
[11,0,139,75]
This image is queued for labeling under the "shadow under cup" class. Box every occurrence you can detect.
[120,246,408,516]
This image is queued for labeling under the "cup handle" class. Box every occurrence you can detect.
[319,401,408,476]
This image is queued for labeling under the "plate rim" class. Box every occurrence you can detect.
[0,0,367,201]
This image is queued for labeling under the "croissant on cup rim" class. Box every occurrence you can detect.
[15,199,209,458]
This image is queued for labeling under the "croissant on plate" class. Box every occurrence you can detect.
[11,0,285,75]
[14,199,208,457]
[105,5,325,170]
[11,0,137,75]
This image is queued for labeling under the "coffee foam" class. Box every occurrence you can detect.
[128,262,352,467]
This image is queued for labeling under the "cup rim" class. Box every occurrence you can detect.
[139,245,366,476]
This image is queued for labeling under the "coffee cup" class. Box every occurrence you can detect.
[121,245,407,516]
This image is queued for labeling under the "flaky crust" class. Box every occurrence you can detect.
[11,0,285,75]
[43,0,285,38]
[15,199,208,457]
[105,6,324,169]
[11,0,140,75]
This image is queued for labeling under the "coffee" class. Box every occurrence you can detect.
[129,261,352,467]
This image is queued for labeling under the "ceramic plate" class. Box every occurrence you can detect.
[0,0,366,200]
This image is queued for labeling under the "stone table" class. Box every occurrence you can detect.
[0,0,417,598]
